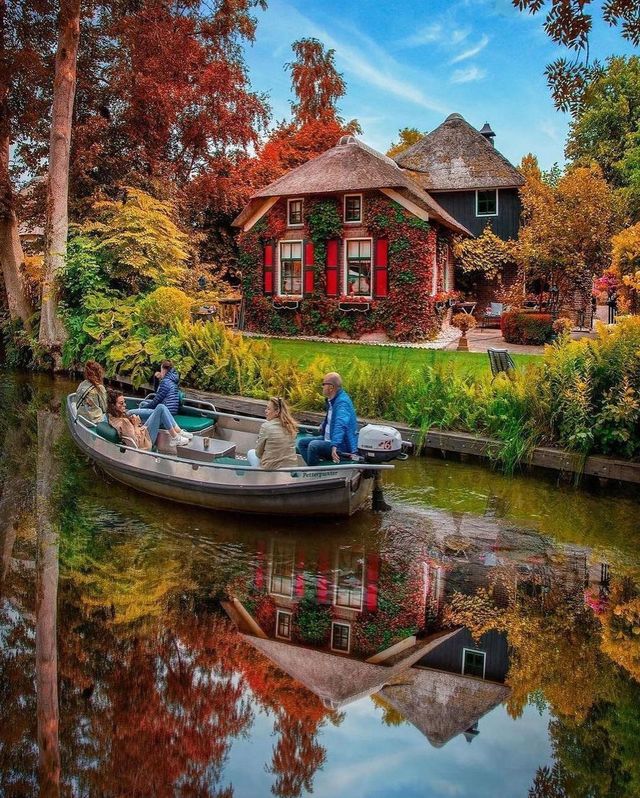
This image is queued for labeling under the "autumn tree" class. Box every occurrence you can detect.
[0,0,55,331]
[39,0,81,367]
[252,38,360,187]
[386,127,424,159]
[513,0,640,113]
[515,154,614,312]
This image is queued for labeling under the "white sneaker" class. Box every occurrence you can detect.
[178,429,193,440]
[169,434,190,446]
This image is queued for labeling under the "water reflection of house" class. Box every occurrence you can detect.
[224,534,512,747]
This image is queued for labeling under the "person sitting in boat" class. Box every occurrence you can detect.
[297,372,358,466]
[107,389,189,449]
[138,359,193,440]
[247,396,299,469]
[76,360,108,423]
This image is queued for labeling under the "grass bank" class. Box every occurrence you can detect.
[260,338,540,378]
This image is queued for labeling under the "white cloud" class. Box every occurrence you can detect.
[449,34,490,64]
[539,119,560,142]
[450,27,471,45]
[450,66,487,83]
[402,23,444,47]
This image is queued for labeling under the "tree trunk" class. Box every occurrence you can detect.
[36,409,63,798]
[0,0,34,331]
[0,425,32,596]
[39,0,81,369]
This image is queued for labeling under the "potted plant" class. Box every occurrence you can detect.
[450,312,477,351]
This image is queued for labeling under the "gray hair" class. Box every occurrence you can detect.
[324,372,342,388]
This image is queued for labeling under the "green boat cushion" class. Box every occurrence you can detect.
[174,414,216,433]
[214,456,243,465]
[95,421,121,445]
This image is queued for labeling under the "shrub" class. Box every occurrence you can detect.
[553,317,573,337]
[501,311,554,345]
[138,287,194,328]
[450,313,477,335]
[292,596,332,645]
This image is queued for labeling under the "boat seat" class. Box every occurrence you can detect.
[124,399,217,433]
[95,420,121,445]
[174,414,215,433]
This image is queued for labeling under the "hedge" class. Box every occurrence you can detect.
[501,311,554,345]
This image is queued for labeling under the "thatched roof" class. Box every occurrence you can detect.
[234,136,470,235]
[378,667,510,748]
[241,630,458,709]
[394,113,524,191]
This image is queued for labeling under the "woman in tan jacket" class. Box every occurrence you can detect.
[247,397,298,469]
[106,390,188,449]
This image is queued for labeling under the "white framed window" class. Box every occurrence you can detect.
[344,194,362,224]
[462,648,486,679]
[476,189,498,217]
[276,610,292,640]
[334,547,364,610]
[278,240,303,296]
[331,621,351,653]
[344,238,372,297]
[269,540,296,597]
[287,198,304,227]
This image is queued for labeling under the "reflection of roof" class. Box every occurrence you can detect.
[242,630,457,709]
[234,136,470,235]
[394,113,524,191]
[378,668,510,748]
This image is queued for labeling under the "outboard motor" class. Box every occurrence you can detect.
[357,424,404,463]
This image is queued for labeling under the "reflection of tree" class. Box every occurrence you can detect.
[235,643,343,798]
[442,568,603,721]
[370,693,407,727]
[599,577,640,683]
[36,409,63,797]
[535,672,640,798]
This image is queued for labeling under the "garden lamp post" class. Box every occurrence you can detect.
[549,284,560,319]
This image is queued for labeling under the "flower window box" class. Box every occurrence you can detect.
[338,296,370,312]
[273,295,301,310]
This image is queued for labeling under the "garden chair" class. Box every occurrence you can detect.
[480,302,504,328]
[487,348,515,381]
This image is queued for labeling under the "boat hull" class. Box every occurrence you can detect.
[66,397,374,517]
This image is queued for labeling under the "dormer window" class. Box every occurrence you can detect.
[287,198,304,227]
[476,189,498,217]
[344,194,362,223]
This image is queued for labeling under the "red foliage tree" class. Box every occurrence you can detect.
[251,38,360,187]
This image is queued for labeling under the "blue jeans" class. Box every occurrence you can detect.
[132,405,177,445]
[297,436,335,466]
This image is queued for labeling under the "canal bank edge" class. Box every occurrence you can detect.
[110,376,640,486]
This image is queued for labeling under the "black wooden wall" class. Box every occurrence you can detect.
[431,188,521,240]
[418,628,509,683]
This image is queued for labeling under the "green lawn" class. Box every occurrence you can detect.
[263,338,541,378]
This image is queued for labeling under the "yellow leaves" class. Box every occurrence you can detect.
[84,187,190,288]
[454,225,514,279]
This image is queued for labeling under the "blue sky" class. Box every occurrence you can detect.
[243,0,637,170]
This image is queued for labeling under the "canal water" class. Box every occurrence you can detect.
[1,374,639,798]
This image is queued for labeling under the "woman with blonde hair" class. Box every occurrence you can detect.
[247,396,299,469]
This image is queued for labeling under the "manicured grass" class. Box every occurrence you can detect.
[264,338,541,378]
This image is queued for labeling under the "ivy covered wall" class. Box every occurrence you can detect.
[237,192,452,342]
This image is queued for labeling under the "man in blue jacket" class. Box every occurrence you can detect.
[297,372,358,466]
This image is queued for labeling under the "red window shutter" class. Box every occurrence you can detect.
[365,553,380,612]
[373,238,389,298]
[263,242,274,295]
[326,238,339,297]
[303,240,314,296]
[295,547,305,596]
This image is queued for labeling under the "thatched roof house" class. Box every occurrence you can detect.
[394,113,524,192]
[234,135,470,236]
